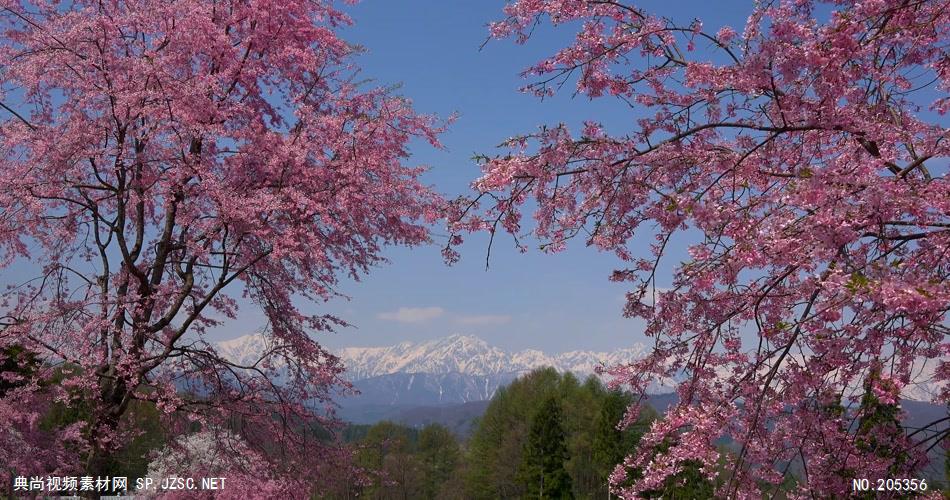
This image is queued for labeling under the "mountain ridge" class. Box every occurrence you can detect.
[214,333,943,403]
[336,333,649,380]
[216,333,650,381]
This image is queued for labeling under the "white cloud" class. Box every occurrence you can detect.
[378,307,445,323]
[454,314,512,326]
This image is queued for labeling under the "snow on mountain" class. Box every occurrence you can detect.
[214,333,274,367]
[337,335,513,379]
[214,333,650,380]
[213,334,653,407]
[327,335,655,408]
[334,334,648,381]
[214,333,945,403]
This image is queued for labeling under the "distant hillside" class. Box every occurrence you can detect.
[339,400,491,438]
[345,371,519,406]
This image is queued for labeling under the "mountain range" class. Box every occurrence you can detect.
[215,333,943,400]
[216,333,649,380]
[215,333,944,428]
[335,334,650,380]
[215,334,657,425]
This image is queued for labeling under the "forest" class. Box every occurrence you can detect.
[329,368,707,500]
[324,368,947,499]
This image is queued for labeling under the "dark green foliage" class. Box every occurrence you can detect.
[356,420,419,471]
[20,361,166,481]
[102,400,166,479]
[39,365,92,433]
[338,369,719,499]
[357,421,425,499]
[560,375,604,497]
[346,421,461,499]
[855,366,910,475]
[641,460,715,499]
[40,387,166,480]
[589,395,718,499]
[632,437,716,499]
[465,369,662,499]
[0,352,166,488]
[518,396,573,499]
[418,424,461,499]
[591,391,655,495]
[342,423,374,443]
[809,391,856,485]
[466,367,563,498]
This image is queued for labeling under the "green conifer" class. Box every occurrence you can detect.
[519,396,574,499]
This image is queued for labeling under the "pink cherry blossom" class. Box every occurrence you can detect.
[0,0,443,493]
[451,1,949,497]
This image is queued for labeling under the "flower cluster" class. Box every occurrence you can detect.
[0,0,443,493]
[451,0,949,496]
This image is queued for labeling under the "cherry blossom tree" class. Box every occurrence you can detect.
[449,0,949,497]
[139,427,284,499]
[0,0,443,492]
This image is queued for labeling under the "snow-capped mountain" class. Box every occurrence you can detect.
[214,334,276,367]
[215,333,648,381]
[213,334,655,411]
[336,334,649,380]
[214,333,944,405]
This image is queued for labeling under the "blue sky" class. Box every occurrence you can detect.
[2,2,943,356]
[0,0,759,353]
[228,0,950,353]
[240,0,754,353]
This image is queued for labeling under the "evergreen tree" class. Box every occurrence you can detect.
[814,390,855,487]
[354,421,423,499]
[855,364,910,475]
[945,433,949,490]
[560,375,606,498]
[635,437,715,499]
[418,424,461,499]
[466,368,661,499]
[592,391,655,497]
[519,396,573,499]
[466,367,562,498]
